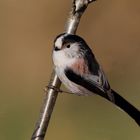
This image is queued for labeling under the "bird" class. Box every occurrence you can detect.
[52,33,140,126]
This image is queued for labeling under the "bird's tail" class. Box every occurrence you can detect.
[111,89,140,126]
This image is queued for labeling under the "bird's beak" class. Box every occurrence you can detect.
[54,47,60,51]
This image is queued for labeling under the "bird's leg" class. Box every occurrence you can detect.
[45,85,73,94]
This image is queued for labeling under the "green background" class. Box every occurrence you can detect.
[0,0,140,139]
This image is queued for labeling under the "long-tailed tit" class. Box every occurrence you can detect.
[52,33,140,126]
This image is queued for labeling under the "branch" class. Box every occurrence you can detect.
[31,0,96,140]
[66,0,96,34]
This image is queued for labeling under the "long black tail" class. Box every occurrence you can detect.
[64,68,140,125]
[110,89,140,126]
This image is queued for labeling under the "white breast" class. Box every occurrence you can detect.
[52,48,93,96]
[53,50,76,67]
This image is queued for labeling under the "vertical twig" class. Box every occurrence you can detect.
[31,0,96,140]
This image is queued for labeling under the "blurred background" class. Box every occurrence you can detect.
[0,0,140,139]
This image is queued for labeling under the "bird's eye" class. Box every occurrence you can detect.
[66,44,70,48]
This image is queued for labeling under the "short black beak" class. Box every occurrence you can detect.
[54,47,60,51]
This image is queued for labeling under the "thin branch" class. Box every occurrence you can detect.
[31,0,96,140]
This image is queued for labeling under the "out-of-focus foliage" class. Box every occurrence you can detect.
[0,0,140,139]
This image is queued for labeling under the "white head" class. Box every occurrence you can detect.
[52,33,90,67]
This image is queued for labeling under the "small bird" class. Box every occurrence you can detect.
[52,33,140,126]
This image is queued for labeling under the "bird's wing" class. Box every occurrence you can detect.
[65,68,110,100]
[83,46,110,91]
[84,47,114,101]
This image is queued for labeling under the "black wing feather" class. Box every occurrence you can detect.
[65,68,109,100]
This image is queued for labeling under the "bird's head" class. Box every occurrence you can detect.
[53,33,88,67]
